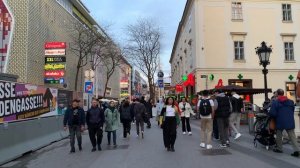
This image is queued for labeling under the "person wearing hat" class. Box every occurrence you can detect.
[63,99,85,153]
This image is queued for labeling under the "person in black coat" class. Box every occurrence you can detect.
[63,99,85,153]
[120,100,134,138]
[86,99,105,152]
[141,96,152,128]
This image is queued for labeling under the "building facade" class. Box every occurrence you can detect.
[2,0,121,95]
[170,0,300,105]
[119,58,132,99]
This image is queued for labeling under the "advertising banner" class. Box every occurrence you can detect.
[44,70,65,78]
[84,81,93,94]
[0,81,58,122]
[45,49,66,56]
[44,63,66,70]
[45,42,66,49]
[45,57,66,64]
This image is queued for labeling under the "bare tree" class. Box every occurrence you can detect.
[69,21,103,91]
[96,39,123,97]
[124,18,161,99]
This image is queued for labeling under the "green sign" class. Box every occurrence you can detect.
[182,75,188,81]
[289,75,294,81]
[238,74,243,80]
[209,74,214,81]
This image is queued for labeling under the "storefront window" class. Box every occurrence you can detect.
[286,82,296,102]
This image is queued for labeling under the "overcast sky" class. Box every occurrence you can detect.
[83,0,186,76]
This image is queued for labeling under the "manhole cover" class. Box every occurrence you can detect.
[104,145,129,151]
[201,149,231,156]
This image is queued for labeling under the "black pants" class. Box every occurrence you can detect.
[181,117,191,132]
[107,131,117,145]
[163,117,177,148]
[88,124,103,148]
[122,121,131,138]
[217,118,229,145]
[69,125,82,149]
[213,118,219,139]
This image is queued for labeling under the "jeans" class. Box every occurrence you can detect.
[107,130,117,145]
[217,118,229,145]
[181,117,191,132]
[229,113,241,134]
[213,118,219,139]
[136,119,144,135]
[88,124,103,148]
[122,121,131,138]
[69,125,82,149]
[276,129,300,152]
[200,118,213,145]
[163,117,177,148]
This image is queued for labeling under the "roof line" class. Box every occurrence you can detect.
[169,0,193,64]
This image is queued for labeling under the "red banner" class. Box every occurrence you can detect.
[45,42,66,49]
[44,70,65,78]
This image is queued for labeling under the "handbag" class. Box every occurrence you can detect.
[159,107,166,129]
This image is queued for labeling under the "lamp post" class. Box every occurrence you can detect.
[255,41,272,107]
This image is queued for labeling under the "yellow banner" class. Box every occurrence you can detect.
[44,64,66,70]
[72,6,93,28]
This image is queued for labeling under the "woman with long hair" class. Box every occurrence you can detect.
[160,97,180,152]
[104,101,120,147]
[179,97,196,135]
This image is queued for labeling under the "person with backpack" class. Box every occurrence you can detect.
[229,92,244,140]
[86,99,105,152]
[214,90,232,148]
[133,99,147,138]
[198,90,215,149]
[120,100,134,138]
[179,97,196,135]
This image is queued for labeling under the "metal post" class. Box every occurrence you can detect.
[262,65,268,102]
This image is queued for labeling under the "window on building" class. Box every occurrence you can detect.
[286,82,296,102]
[232,2,243,20]
[282,4,292,21]
[234,41,244,60]
[284,42,294,61]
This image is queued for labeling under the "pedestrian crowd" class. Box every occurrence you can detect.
[63,90,300,157]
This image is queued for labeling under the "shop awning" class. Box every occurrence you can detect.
[198,85,272,95]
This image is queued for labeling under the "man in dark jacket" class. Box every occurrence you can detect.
[86,99,105,152]
[63,99,85,153]
[215,90,231,148]
[270,89,300,157]
[141,96,151,128]
[134,99,146,138]
[120,100,134,138]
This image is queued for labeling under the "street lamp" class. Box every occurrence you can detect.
[255,41,272,107]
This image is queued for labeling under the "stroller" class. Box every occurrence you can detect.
[253,112,276,150]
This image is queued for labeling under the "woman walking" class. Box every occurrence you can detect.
[160,97,180,152]
[120,100,134,138]
[179,97,196,135]
[104,101,120,147]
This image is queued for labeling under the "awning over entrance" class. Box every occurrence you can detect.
[198,85,272,95]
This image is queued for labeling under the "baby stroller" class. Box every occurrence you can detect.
[253,112,276,150]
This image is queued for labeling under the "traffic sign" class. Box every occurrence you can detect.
[158,80,164,88]
[85,81,94,94]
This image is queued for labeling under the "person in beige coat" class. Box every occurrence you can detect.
[178,97,196,135]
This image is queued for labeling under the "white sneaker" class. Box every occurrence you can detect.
[200,143,206,148]
[234,133,242,140]
[188,132,192,135]
[183,132,186,135]
[206,144,212,149]
[136,134,139,138]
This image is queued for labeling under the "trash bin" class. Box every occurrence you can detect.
[248,111,256,134]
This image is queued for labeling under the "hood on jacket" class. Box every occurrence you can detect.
[278,96,288,102]
[232,94,240,99]
[217,93,226,97]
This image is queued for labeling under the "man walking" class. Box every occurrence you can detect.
[215,90,231,147]
[270,89,300,157]
[86,99,105,152]
[230,92,244,140]
[198,90,215,149]
[134,99,146,138]
[63,99,85,153]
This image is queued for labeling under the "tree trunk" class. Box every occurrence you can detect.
[75,66,80,91]
[103,77,109,98]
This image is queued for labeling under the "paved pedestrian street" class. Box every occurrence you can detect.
[2,119,300,168]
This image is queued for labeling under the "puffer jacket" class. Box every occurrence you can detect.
[178,102,195,117]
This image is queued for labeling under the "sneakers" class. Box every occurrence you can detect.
[183,132,186,135]
[91,147,96,152]
[78,145,82,151]
[200,143,206,148]
[220,144,227,148]
[226,140,230,147]
[70,148,75,153]
[273,149,283,153]
[206,144,213,149]
[98,145,102,151]
[170,147,175,152]
[136,134,139,138]
[234,133,242,140]
[188,132,192,136]
[291,151,300,157]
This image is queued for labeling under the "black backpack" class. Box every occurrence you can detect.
[199,99,212,116]
[121,106,131,120]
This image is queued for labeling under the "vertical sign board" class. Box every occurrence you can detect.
[0,80,58,123]
[158,80,164,88]
[85,81,94,94]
